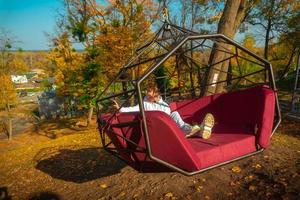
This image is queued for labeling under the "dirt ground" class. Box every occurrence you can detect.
[0,113,300,200]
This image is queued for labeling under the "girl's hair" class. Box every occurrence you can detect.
[147,84,160,94]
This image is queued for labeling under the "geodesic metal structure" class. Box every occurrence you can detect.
[96,21,281,175]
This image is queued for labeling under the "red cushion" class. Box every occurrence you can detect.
[219,86,275,148]
[173,86,276,148]
[188,125,257,169]
[169,94,222,124]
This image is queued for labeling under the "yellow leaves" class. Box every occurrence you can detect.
[230,181,240,187]
[100,183,108,188]
[164,192,173,198]
[243,34,256,50]
[248,185,257,191]
[244,175,254,181]
[9,54,29,73]
[0,74,17,108]
[231,166,242,173]
[164,192,176,199]
[118,191,126,197]
[211,12,222,21]
[252,163,262,169]
[195,185,203,192]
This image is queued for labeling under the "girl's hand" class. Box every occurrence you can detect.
[112,100,120,110]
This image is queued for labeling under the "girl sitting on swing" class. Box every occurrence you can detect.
[112,84,214,139]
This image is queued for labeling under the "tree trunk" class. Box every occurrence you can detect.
[204,0,251,95]
[86,103,93,127]
[264,18,272,60]
[6,104,12,140]
[263,0,275,60]
[279,46,297,80]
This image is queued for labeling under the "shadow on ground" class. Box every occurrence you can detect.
[35,147,125,183]
[28,191,61,200]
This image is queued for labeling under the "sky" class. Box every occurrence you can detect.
[0,0,62,50]
[0,0,250,51]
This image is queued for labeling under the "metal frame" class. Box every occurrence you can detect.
[96,21,282,175]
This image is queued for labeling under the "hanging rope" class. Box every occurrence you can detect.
[162,0,170,23]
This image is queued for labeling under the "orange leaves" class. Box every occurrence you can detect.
[231,166,242,173]
[48,32,86,97]
[252,163,262,169]
[243,34,256,50]
[244,175,254,181]
[211,11,223,22]
[0,74,17,108]
[100,183,108,189]
[96,25,134,77]
[248,185,257,191]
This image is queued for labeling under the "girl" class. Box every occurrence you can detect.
[112,86,214,139]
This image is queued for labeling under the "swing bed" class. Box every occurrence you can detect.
[95,22,281,175]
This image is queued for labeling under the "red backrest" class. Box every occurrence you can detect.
[219,86,275,148]
[172,86,276,148]
[145,111,200,171]
[170,94,223,124]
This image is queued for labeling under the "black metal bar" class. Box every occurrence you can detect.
[204,69,266,87]
[268,62,281,135]
[97,88,135,102]
[180,39,207,55]
[182,53,208,67]
[169,23,199,35]
[236,54,266,68]
[156,40,171,51]
[94,69,124,101]
[99,90,137,131]
[107,128,146,152]
[126,53,168,69]
[187,35,266,64]
[136,23,165,52]
[201,43,235,56]
[209,55,236,69]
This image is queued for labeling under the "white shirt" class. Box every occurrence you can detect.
[120,97,171,115]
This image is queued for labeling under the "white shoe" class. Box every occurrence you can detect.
[200,113,214,139]
[185,113,215,139]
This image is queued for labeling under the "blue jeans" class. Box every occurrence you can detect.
[170,111,192,135]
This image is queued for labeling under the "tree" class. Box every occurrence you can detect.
[49,0,157,126]
[0,29,28,139]
[248,0,298,60]
[203,0,257,95]
[240,0,300,80]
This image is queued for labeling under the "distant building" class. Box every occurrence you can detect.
[11,75,28,84]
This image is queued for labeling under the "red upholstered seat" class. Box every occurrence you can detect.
[170,85,276,148]
[188,126,256,169]
[101,85,276,172]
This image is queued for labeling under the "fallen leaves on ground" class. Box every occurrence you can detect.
[100,183,108,189]
[248,185,257,191]
[252,164,262,169]
[244,175,254,181]
[164,192,177,199]
[232,166,242,173]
